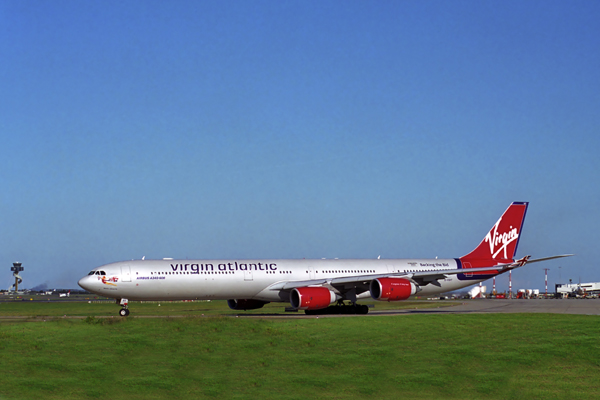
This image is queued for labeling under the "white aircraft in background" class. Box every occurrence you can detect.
[78,202,571,316]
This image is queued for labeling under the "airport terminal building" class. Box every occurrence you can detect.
[555,281,600,297]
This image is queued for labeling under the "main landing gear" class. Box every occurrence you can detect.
[305,302,369,315]
[117,298,130,317]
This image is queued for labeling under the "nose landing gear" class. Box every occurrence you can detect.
[117,298,130,317]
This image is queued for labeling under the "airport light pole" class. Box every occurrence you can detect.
[509,270,512,298]
[11,262,24,292]
[544,268,550,298]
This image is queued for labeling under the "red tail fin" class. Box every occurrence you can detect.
[461,202,528,265]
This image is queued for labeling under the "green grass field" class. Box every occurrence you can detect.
[0,298,457,318]
[1,302,599,400]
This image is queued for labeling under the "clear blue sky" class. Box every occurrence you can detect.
[1,0,598,291]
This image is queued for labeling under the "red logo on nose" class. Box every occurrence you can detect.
[99,276,119,286]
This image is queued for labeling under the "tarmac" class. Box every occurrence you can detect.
[367,298,600,316]
[1,299,599,321]
[237,299,600,318]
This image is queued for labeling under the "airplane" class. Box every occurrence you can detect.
[78,202,572,316]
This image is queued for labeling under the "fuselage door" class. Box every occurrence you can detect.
[121,264,131,282]
[244,269,253,281]
[463,262,473,277]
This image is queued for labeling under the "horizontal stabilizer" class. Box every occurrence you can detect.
[520,254,574,264]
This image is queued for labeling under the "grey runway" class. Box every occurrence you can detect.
[368,299,600,316]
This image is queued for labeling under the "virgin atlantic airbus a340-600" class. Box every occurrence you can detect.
[78,202,571,316]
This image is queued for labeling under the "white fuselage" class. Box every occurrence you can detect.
[78,258,480,302]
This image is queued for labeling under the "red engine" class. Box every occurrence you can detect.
[290,287,338,310]
[227,299,269,310]
[370,278,418,301]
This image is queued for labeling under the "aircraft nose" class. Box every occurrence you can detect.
[78,275,93,291]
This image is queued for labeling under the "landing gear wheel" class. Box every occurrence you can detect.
[119,308,130,317]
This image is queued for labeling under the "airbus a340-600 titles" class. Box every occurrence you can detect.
[78,202,571,316]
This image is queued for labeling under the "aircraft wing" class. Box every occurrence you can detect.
[266,255,573,294]
[269,279,328,290]
[266,264,517,293]
[331,264,519,289]
[406,254,573,285]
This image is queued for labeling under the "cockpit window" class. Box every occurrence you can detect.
[100,271,106,275]
[88,271,95,275]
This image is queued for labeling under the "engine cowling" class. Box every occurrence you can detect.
[227,299,269,311]
[290,287,338,310]
[370,278,418,301]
